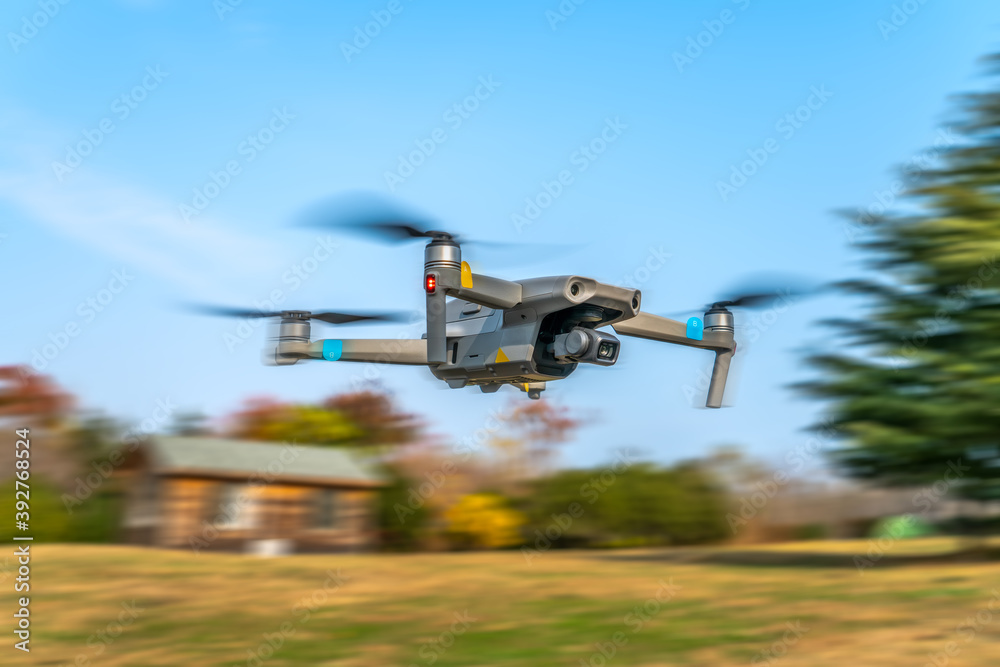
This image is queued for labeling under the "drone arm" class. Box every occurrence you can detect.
[612,313,733,351]
[612,312,737,409]
[278,339,429,365]
[450,272,522,310]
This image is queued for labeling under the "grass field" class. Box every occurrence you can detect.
[6,540,1000,666]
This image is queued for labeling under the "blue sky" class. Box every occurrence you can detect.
[1,0,998,470]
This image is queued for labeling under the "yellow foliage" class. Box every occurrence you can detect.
[445,493,525,549]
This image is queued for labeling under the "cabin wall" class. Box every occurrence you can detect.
[151,476,379,552]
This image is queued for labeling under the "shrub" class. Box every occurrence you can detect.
[522,462,729,548]
[446,493,525,549]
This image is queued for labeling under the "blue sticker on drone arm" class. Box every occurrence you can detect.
[686,317,703,341]
[322,340,343,361]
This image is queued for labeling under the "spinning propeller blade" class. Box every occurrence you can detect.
[296,190,578,265]
[187,304,410,325]
[667,273,822,316]
[298,191,455,242]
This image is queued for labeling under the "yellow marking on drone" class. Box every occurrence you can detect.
[522,383,529,392]
[496,348,510,363]
[461,261,473,289]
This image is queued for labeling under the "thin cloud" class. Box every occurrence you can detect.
[0,160,283,302]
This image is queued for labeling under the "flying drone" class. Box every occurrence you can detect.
[197,194,806,408]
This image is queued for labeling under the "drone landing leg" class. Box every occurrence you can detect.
[706,348,734,409]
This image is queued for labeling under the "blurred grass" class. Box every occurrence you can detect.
[3,540,999,666]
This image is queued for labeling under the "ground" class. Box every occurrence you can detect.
[5,539,1000,666]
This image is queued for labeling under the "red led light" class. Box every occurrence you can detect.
[425,274,437,293]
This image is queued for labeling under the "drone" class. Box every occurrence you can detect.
[197,194,807,408]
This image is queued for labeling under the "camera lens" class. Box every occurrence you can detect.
[598,342,615,359]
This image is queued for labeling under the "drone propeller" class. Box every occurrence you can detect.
[187,304,410,325]
[667,273,822,316]
[296,191,578,265]
[298,191,458,242]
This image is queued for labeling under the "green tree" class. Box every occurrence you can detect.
[376,467,433,551]
[800,54,1000,501]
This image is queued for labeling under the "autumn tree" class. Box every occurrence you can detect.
[488,399,582,488]
[0,365,72,427]
[323,389,420,447]
[228,389,420,450]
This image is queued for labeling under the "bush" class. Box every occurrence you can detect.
[446,493,525,549]
[522,462,730,548]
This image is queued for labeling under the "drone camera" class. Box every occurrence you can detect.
[552,327,620,366]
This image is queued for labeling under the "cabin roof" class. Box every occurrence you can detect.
[145,436,386,487]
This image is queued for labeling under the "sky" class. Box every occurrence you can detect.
[1,0,998,471]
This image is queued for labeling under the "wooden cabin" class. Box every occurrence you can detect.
[121,436,386,553]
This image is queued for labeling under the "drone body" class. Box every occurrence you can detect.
[266,235,739,407]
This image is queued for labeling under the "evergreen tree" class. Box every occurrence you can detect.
[800,55,1000,501]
